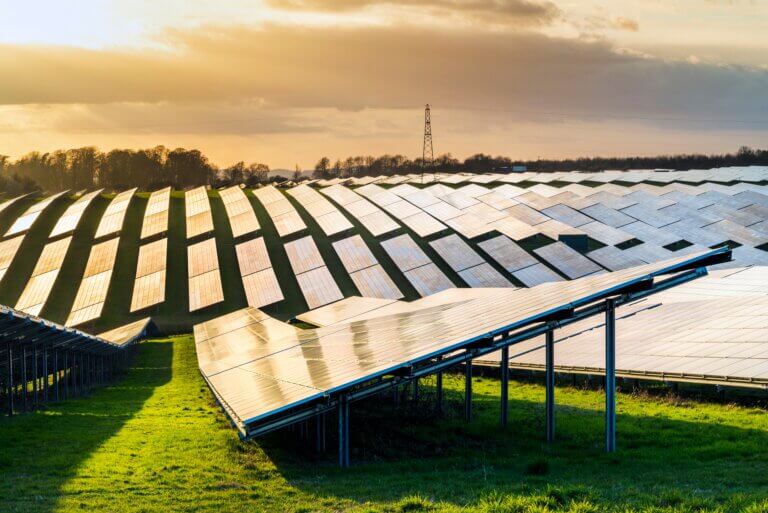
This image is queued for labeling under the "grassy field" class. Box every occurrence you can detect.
[1,335,767,513]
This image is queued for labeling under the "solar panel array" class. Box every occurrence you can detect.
[130,238,167,312]
[188,237,225,312]
[252,185,306,237]
[287,185,353,237]
[333,235,403,299]
[0,236,24,284]
[0,193,28,217]
[15,236,72,316]
[479,266,768,388]
[380,234,454,296]
[219,186,260,238]
[66,237,120,327]
[141,186,171,239]
[5,191,68,237]
[321,185,400,237]
[49,189,103,238]
[235,237,284,308]
[194,250,720,434]
[94,188,136,239]
[185,186,215,239]
[429,234,513,288]
[284,236,343,309]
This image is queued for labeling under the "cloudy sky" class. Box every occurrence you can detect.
[1,0,767,168]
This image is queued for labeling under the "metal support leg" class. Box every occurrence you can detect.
[33,347,39,407]
[54,350,60,402]
[5,342,13,416]
[43,349,48,403]
[393,383,400,408]
[500,346,509,426]
[412,378,419,403]
[21,346,27,411]
[338,396,350,468]
[63,351,69,399]
[546,329,555,443]
[605,298,617,453]
[436,372,443,416]
[464,360,473,422]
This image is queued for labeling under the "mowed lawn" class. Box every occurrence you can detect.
[1,336,768,513]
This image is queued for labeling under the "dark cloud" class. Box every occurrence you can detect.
[0,24,766,129]
[266,0,561,26]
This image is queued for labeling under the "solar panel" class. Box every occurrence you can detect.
[296,267,344,309]
[400,211,448,237]
[505,203,550,225]
[0,193,28,217]
[380,200,421,219]
[242,269,284,308]
[5,191,68,237]
[272,210,307,237]
[622,242,674,264]
[15,236,72,315]
[0,236,24,283]
[403,263,454,296]
[429,234,485,272]
[219,186,260,238]
[50,189,103,238]
[66,237,120,326]
[458,263,514,288]
[343,199,379,218]
[314,210,354,236]
[422,201,464,221]
[185,187,214,238]
[512,264,563,287]
[95,188,137,239]
[333,235,378,273]
[491,216,540,240]
[189,270,225,312]
[541,204,593,228]
[463,203,508,223]
[358,210,400,237]
[141,187,171,239]
[577,221,634,246]
[380,234,432,272]
[445,214,495,239]
[586,245,647,271]
[130,238,167,312]
[620,204,679,228]
[285,236,326,274]
[704,220,767,247]
[295,296,398,327]
[580,203,635,228]
[236,237,272,275]
[620,221,681,246]
[195,250,726,435]
[477,236,538,274]
[349,265,403,300]
[534,242,603,279]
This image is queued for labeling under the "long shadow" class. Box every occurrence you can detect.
[0,340,173,512]
[258,376,768,509]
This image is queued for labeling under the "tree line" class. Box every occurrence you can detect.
[0,146,284,193]
[312,146,768,179]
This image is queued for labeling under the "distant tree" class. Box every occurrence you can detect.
[292,165,302,182]
[244,162,270,187]
[313,157,331,179]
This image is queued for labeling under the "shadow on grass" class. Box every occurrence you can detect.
[258,377,768,510]
[0,340,173,512]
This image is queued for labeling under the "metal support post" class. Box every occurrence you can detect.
[436,372,443,416]
[33,347,39,407]
[412,378,419,403]
[21,346,27,411]
[5,342,13,416]
[464,360,473,422]
[54,350,59,402]
[43,348,48,403]
[546,329,555,443]
[338,396,350,468]
[605,298,617,453]
[63,351,69,399]
[500,346,509,426]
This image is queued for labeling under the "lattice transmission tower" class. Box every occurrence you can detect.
[421,104,435,183]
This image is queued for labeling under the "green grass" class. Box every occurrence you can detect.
[2,336,768,513]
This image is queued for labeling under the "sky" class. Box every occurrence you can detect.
[0,0,767,169]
